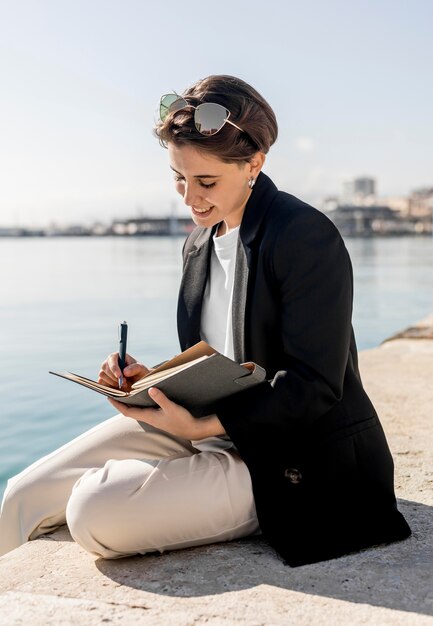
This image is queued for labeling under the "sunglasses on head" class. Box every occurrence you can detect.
[159,93,246,137]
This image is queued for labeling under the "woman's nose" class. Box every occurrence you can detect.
[182,183,202,207]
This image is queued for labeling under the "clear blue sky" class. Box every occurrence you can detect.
[1,0,432,226]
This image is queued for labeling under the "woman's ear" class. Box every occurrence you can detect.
[249,152,266,179]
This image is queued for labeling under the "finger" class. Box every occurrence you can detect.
[98,372,118,387]
[98,363,117,384]
[108,353,122,378]
[116,353,137,375]
[125,353,137,366]
[101,360,117,378]
[148,387,174,412]
[107,398,160,424]
[123,363,150,378]
[107,398,130,414]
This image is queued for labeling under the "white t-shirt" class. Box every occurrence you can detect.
[200,226,239,359]
[195,226,240,450]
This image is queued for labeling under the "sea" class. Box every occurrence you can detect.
[0,235,432,501]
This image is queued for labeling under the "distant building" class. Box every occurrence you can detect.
[45,223,92,236]
[327,204,431,236]
[378,196,410,215]
[0,226,45,237]
[321,175,433,234]
[321,196,339,212]
[111,216,194,236]
[342,177,376,205]
[408,187,433,218]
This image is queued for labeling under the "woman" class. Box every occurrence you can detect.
[0,75,410,566]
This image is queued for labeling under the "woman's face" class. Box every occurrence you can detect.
[167,143,264,234]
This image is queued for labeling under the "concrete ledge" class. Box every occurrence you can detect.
[1,320,433,625]
[384,314,433,341]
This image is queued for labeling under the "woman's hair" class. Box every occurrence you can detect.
[154,75,278,163]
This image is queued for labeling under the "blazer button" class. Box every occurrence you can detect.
[284,468,303,484]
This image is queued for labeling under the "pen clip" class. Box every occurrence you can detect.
[119,321,127,340]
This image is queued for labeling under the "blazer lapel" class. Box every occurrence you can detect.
[232,172,280,362]
[232,237,249,362]
[177,226,214,349]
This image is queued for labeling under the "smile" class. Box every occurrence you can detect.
[192,206,214,215]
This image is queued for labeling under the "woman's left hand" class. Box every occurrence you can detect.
[108,387,226,441]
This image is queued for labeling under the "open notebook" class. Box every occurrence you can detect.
[50,341,266,417]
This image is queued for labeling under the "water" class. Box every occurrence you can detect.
[0,235,432,500]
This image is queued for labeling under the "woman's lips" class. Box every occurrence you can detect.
[192,206,214,216]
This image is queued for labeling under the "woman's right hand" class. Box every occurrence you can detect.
[98,353,150,392]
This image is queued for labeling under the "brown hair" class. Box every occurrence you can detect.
[154,75,278,163]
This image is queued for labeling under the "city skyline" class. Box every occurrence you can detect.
[1,0,432,226]
[1,174,429,230]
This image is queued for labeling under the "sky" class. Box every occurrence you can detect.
[0,0,432,226]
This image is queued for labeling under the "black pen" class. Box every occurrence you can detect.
[118,321,128,389]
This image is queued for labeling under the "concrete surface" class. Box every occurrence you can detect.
[0,319,432,625]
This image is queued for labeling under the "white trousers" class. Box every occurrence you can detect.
[0,414,259,559]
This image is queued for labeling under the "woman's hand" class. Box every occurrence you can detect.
[98,353,150,392]
[108,388,226,441]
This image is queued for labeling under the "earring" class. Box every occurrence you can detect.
[248,177,256,189]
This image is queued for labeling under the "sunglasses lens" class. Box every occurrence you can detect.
[160,94,188,121]
[195,103,229,136]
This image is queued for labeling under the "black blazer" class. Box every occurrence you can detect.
[177,172,411,566]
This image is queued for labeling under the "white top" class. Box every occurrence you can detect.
[200,226,240,359]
